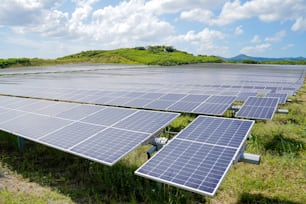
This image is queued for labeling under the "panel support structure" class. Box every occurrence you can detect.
[17,136,25,152]
[239,153,261,165]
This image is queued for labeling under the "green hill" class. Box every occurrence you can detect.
[57,46,223,65]
[0,46,223,69]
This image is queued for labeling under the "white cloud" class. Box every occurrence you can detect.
[240,43,271,55]
[89,0,174,46]
[291,17,306,31]
[251,35,261,43]
[187,0,306,27]
[170,28,228,55]
[281,44,294,50]
[265,30,286,43]
[180,8,214,24]
[145,0,226,15]
[234,25,243,35]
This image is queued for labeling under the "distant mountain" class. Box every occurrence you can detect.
[224,54,306,62]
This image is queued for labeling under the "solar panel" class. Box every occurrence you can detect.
[167,101,201,112]
[236,92,258,102]
[0,96,179,166]
[266,93,287,104]
[70,128,150,165]
[192,96,236,116]
[143,100,175,110]
[235,97,279,120]
[135,116,254,196]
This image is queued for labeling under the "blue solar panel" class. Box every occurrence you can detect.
[193,103,231,116]
[235,97,279,120]
[159,93,186,101]
[236,92,258,102]
[81,107,136,126]
[176,116,253,148]
[0,113,72,139]
[205,95,236,104]
[40,122,106,149]
[135,116,254,196]
[180,94,210,102]
[140,92,164,99]
[167,101,201,112]
[71,128,150,165]
[0,96,179,166]
[190,95,235,116]
[266,93,287,104]
[56,105,104,120]
[114,111,179,134]
[143,100,175,110]
[124,98,152,107]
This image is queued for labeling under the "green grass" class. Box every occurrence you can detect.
[57,47,223,66]
[0,81,305,203]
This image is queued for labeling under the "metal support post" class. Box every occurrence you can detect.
[17,136,25,152]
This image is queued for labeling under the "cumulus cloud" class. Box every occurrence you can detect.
[234,25,243,35]
[240,43,271,55]
[291,17,306,31]
[89,0,174,46]
[180,8,214,24]
[265,30,286,43]
[170,28,228,55]
[145,0,226,15]
[282,43,294,50]
[251,35,261,43]
[181,0,306,28]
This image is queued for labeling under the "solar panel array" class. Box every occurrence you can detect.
[0,86,236,116]
[136,116,254,196]
[0,64,304,119]
[235,97,279,120]
[0,95,179,165]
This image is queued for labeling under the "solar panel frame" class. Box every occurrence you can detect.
[135,116,254,196]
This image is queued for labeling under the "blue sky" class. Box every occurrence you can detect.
[0,0,305,59]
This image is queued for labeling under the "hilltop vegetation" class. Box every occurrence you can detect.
[2,46,306,68]
[57,46,223,65]
[0,46,222,69]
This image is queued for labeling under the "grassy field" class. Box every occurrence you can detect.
[0,81,305,203]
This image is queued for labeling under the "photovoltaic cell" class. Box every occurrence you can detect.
[176,116,253,148]
[143,100,175,110]
[236,92,258,102]
[114,111,179,134]
[192,95,236,116]
[40,122,106,149]
[167,101,201,112]
[71,128,150,165]
[135,116,254,196]
[0,95,179,166]
[0,113,72,139]
[193,104,231,116]
[235,97,279,120]
[266,93,287,104]
[81,107,136,126]
[180,94,210,103]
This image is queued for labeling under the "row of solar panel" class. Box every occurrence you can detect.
[0,95,179,165]
[0,83,293,101]
[0,86,287,118]
[136,116,254,196]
